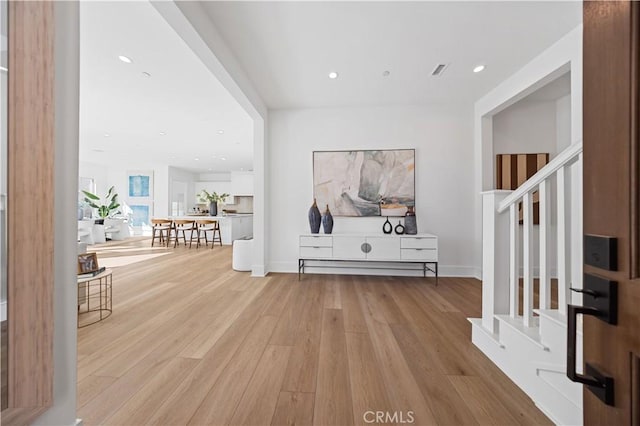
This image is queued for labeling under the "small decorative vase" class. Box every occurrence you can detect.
[382,217,393,234]
[395,220,405,235]
[209,202,218,216]
[322,205,334,234]
[404,206,417,235]
[308,199,321,234]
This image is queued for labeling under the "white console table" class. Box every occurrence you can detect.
[298,233,438,284]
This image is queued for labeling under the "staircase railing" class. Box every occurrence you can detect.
[481,142,582,334]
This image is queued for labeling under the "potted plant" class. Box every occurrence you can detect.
[82,186,120,223]
[198,190,229,216]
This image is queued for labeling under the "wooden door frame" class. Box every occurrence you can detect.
[3,1,55,424]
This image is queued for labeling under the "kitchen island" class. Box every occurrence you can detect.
[168,214,253,245]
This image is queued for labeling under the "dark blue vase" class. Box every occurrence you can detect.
[322,205,334,234]
[308,199,321,234]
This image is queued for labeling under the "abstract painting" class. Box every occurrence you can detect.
[128,175,150,197]
[313,149,415,217]
[130,205,150,226]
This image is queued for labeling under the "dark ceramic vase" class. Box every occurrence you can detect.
[322,205,334,234]
[395,221,405,235]
[209,202,218,217]
[308,199,321,234]
[382,217,393,234]
[404,206,417,235]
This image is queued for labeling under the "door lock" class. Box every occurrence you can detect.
[566,274,617,406]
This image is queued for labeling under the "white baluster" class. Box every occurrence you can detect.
[539,180,551,310]
[522,192,534,327]
[509,203,519,318]
[557,166,571,314]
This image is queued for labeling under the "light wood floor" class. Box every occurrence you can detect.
[77,238,552,426]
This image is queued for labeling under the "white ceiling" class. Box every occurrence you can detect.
[79,1,254,174]
[201,1,582,109]
[79,1,581,174]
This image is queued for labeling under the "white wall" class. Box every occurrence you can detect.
[493,100,558,159]
[556,94,571,152]
[268,105,475,276]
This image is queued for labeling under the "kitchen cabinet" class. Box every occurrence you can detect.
[230,171,253,196]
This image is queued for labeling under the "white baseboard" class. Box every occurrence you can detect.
[251,264,266,277]
[268,261,478,278]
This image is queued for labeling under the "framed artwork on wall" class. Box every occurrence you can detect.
[313,149,415,217]
[130,204,151,227]
[128,171,153,198]
[126,171,154,228]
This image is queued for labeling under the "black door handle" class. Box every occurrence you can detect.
[567,304,615,405]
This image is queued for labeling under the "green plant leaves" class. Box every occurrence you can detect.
[82,188,120,218]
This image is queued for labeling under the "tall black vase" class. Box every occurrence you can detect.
[308,199,321,234]
[209,202,218,216]
[322,205,334,234]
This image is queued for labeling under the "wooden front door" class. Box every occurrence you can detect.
[582,1,640,423]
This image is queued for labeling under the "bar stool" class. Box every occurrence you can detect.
[195,219,222,248]
[151,219,173,247]
[171,220,196,248]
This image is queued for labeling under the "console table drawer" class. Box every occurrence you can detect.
[300,246,332,258]
[300,236,332,247]
[401,248,437,261]
[401,237,437,249]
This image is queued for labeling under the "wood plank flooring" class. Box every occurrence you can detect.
[77,238,552,425]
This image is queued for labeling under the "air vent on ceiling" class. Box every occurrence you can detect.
[431,63,449,77]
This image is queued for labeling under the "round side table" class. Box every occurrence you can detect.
[77,268,112,328]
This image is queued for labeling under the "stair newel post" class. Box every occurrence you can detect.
[481,190,513,333]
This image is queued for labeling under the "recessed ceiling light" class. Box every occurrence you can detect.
[328,71,339,79]
[221,157,227,161]
[104,133,110,137]
[382,70,390,77]
[217,130,224,135]
[473,65,485,73]
[194,158,200,161]
[142,71,151,78]
[118,55,133,64]
[159,131,166,136]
